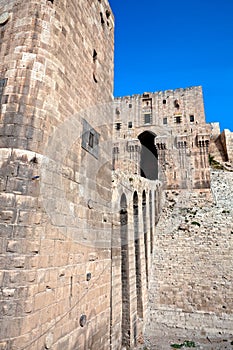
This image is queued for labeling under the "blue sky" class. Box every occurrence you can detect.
[109,0,233,131]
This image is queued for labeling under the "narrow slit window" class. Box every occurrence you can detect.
[93,50,97,62]
[89,132,94,148]
[100,12,105,24]
[174,99,180,109]
[93,50,98,83]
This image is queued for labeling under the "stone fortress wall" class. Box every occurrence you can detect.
[111,172,162,349]
[220,129,233,162]
[145,169,233,349]
[0,0,232,349]
[209,122,233,164]
[113,87,233,348]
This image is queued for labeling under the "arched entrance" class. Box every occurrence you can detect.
[120,193,130,348]
[138,131,158,180]
[142,190,148,287]
[133,191,143,319]
[149,191,153,254]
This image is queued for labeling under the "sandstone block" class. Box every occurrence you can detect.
[0,342,7,350]
[45,332,54,349]
[2,288,16,297]
[6,240,20,253]
[0,210,15,223]
[27,271,37,282]
[24,300,33,314]
[13,257,25,268]
[0,193,15,207]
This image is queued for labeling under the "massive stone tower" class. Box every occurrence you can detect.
[0,0,114,349]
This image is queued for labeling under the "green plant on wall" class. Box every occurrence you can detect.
[208,154,224,170]
[191,221,200,227]
[171,340,196,348]
[171,344,183,349]
[208,154,214,165]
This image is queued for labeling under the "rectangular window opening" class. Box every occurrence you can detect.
[174,116,182,124]
[128,121,132,129]
[144,113,151,124]
[115,122,121,130]
[163,117,167,125]
[81,119,100,159]
[190,115,195,122]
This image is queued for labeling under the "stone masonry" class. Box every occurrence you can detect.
[0,0,115,349]
[114,87,211,190]
[209,123,233,165]
[0,0,233,349]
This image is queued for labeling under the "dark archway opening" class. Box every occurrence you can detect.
[133,192,143,319]
[120,194,130,348]
[138,131,158,180]
[142,190,148,288]
[149,191,153,254]
[154,189,159,224]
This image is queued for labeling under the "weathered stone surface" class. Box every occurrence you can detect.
[144,169,233,349]
[2,288,15,297]
[114,87,211,190]
[0,0,114,349]
[0,0,232,349]
[210,123,233,164]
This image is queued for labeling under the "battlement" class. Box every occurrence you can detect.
[115,85,202,100]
